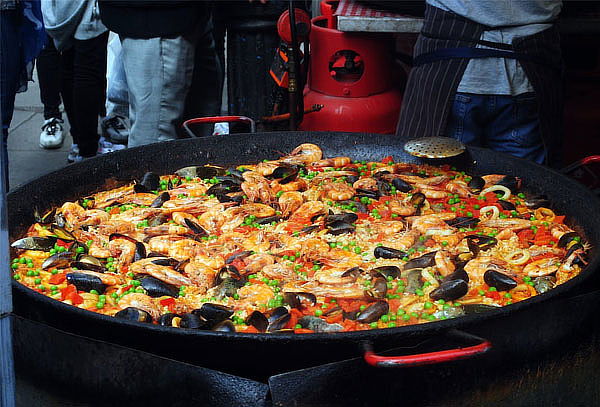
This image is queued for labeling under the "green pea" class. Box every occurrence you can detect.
[369,322,378,329]
[315,309,323,317]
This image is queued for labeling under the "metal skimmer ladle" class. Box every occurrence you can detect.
[403,137,466,159]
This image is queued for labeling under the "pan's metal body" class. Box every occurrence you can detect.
[8,133,600,380]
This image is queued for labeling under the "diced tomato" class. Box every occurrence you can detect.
[244,326,259,333]
[60,284,77,300]
[424,239,436,247]
[325,313,343,324]
[387,299,402,313]
[554,215,565,224]
[294,328,314,334]
[518,229,535,243]
[233,226,254,234]
[357,213,370,220]
[381,156,394,165]
[48,273,66,285]
[485,291,501,300]
[159,297,176,313]
[109,207,120,215]
[286,311,299,329]
[55,239,72,248]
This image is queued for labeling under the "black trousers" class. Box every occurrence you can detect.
[36,34,73,122]
[60,32,108,156]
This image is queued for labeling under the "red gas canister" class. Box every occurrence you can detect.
[299,16,402,134]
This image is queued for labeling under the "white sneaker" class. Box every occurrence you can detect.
[39,118,65,149]
[98,136,126,155]
[67,144,80,163]
[69,154,85,163]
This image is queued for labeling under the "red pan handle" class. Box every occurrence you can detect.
[182,115,256,137]
[364,330,491,368]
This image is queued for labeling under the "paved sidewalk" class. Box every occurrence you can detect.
[8,78,72,191]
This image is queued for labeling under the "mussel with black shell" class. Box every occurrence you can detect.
[137,275,179,298]
[374,246,407,259]
[115,307,153,323]
[66,272,107,294]
[270,165,300,184]
[175,164,226,180]
[11,236,57,251]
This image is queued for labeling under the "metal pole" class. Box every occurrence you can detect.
[0,76,16,406]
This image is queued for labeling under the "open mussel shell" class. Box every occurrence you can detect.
[150,192,170,208]
[355,189,379,200]
[443,268,469,284]
[410,192,426,213]
[255,215,283,225]
[42,252,74,270]
[140,172,161,191]
[245,310,269,333]
[225,250,252,264]
[151,257,180,268]
[374,246,406,260]
[11,236,57,251]
[533,276,556,294]
[70,261,104,273]
[497,200,516,211]
[175,164,226,179]
[179,313,207,329]
[193,303,234,326]
[371,266,400,279]
[557,232,579,248]
[524,194,550,209]
[50,224,76,241]
[356,301,389,324]
[267,307,291,332]
[138,275,179,298]
[271,165,299,184]
[403,251,436,271]
[465,235,497,254]
[403,136,466,159]
[405,269,423,294]
[445,217,480,229]
[115,307,153,323]
[429,279,468,301]
[66,272,106,294]
[34,207,56,224]
[483,270,517,291]
[391,177,412,193]
[497,176,521,193]
[284,292,316,309]
[212,320,236,333]
[365,277,387,300]
[183,218,208,236]
[467,176,485,192]
[326,220,355,235]
[324,212,358,225]
[77,254,103,267]
[158,313,182,327]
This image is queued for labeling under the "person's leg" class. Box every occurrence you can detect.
[484,93,546,164]
[72,32,108,158]
[60,45,81,162]
[183,20,221,138]
[444,93,486,147]
[36,34,62,120]
[1,9,22,189]
[105,35,129,119]
[121,32,196,147]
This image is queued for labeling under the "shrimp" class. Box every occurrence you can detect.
[394,228,421,251]
[280,143,323,165]
[302,238,330,259]
[322,181,355,201]
[369,220,406,236]
[319,249,363,269]
[279,191,304,217]
[131,260,192,286]
[93,185,134,209]
[273,178,308,193]
[397,175,449,186]
[184,261,216,293]
[192,253,225,270]
[116,293,161,320]
[289,201,326,222]
[269,233,302,254]
[387,198,416,216]
[242,230,271,252]
[523,257,560,277]
[172,212,200,227]
[261,263,299,281]
[143,224,189,237]
[161,198,222,215]
[283,281,365,299]
[196,206,226,234]
[409,214,455,236]
[112,207,162,223]
[241,172,273,203]
[243,253,275,273]
[147,236,205,260]
[352,178,378,191]
[237,284,275,307]
[435,250,455,277]
[88,243,111,258]
[108,237,138,267]
[314,269,357,285]
[312,156,352,168]
[60,202,86,226]
[464,256,511,285]
[479,218,532,230]
[416,186,447,199]
[254,161,280,176]
[445,181,473,198]
[119,193,158,207]
[550,224,574,241]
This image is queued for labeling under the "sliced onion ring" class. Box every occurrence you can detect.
[505,250,531,265]
[480,185,511,200]
[479,205,500,220]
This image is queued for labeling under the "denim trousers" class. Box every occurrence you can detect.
[445,92,546,164]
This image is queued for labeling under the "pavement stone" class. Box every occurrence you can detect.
[8,76,72,191]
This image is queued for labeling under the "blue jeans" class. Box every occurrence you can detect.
[445,92,546,164]
[106,36,128,118]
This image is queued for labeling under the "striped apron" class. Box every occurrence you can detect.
[396,4,564,166]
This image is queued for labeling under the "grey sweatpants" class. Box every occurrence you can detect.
[120,32,196,147]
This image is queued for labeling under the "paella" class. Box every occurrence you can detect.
[10,143,588,333]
